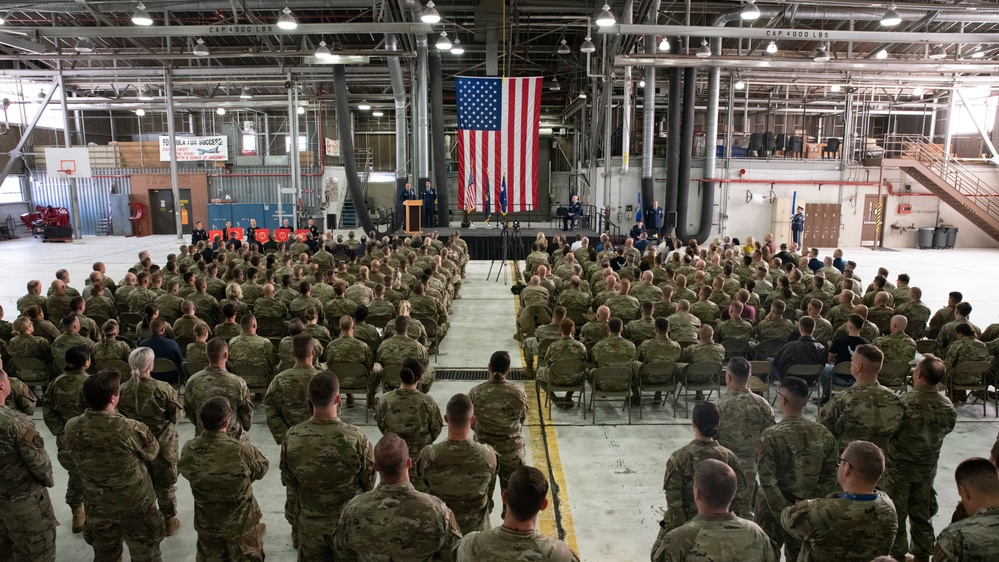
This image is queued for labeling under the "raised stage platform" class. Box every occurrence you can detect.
[392,225,600,260]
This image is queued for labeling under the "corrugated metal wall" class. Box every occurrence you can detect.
[28,169,132,235]
[207,166,323,212]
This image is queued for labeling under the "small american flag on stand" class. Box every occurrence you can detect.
[455,76,543,213]
[464,169,476,212]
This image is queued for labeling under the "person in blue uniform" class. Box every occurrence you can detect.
[791,206,805,245]
[647,200,665,238]
[563,195,582,231]
[422,180,437,228]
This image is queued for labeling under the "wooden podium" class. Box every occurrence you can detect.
[404,200,423,234]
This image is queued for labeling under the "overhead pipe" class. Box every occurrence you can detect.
[332,64,375,235]
[429,48,448,228]
[640,32,656,214]
[674,67,696,241]
[385,20,409,222]
[415,34,430,194]
[620,0,634,176]
[665,38,682,219]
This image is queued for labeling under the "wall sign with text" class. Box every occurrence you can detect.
[159,136,229,162]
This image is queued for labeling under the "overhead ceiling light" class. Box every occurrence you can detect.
[969,45,986,58]
[595,3,616,27]
[372,110,384,117]
[277,6,298,30]
[578,91,587,99]
[314,39,333,60]
[450,37,464,55]
[216,107,226,115]
[928,44,947,59]
[734,79,745,90]
[37,88,45,99]
[658,36,670,51]
[639,80,645,88]
[766,40,778,54]
[880,3,901,27]
[814,45,830,63]
[74,38,94,53]
[138,85,154,101]
[912,86,925,97]
[240,86,253,99]
[436,31,451,51]
[0,15,6,25]
[741,0,761,21]
[876,48,888,59]
[830,84,841,92]
[358,100,371,110]
[696,39,712,58]
[132,3,152,26]
[297,106,306,115]
[193,38,209,56]
[580,35,596,54]
[550,77,561,91]
[420,1,441,24]
[557,39,571,55]
[134,108,145,116]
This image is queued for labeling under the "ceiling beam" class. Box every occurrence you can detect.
[0,22,435,39]
[604,24,999,44]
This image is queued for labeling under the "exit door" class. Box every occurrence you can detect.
[150,189,193,235]
[802,203,841,249]
[861,194,886,248]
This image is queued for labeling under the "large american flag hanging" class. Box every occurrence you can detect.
[455,76,543,213]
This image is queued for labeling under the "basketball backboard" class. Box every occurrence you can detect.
[44,147,92,178]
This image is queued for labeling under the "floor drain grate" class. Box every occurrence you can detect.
[434,368,525,381]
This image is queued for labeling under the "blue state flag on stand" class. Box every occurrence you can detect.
[500,176,508,215]
[636,192,643,223]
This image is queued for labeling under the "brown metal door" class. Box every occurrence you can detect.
[861,195,885,247]
[149,189,176,235]
[803,203,841,248]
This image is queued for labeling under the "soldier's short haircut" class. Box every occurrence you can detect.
[691,402,720,439]
[65,345,91,371]
[339,315,354,333]
[239,314,255,331]
[194,278,207,291]
[897,273,909,284]
[299,280,311,295]
[771,299,787,315]
[505,466,549,522]
[843,440,885,483]
[808,298,824,313]
[654,317,669,335]
[694,459,738,510]
[288,318,305,336]
[182,300,195,314]
[374,433,410,479]
[193,322,210,339]
[847,314,864,330]
[552,306,567,321]
[446,393,474,424]
[608,317,624,334]
[641,301,654,316]
[727,357,751,381]
[292,333,314,361]
[729,300,744,315]
[221,302,237,319]
[151,317,168,335]
[70,296,85,311]
[798,316,815,335]
[559,318,575,336]
[82,369,121,410]
[354,306,369,323]
[207,337,228,363]
[200,397,232,432]
[914,353,946,385]
[780,376,810,403]
[854,344,884,367]
[489,350,511,375]
[61,313,78,328]
[308,371,340,408]
[394,315,410,335]
[950,291,963,302]
[956,302,973,317]
[954,457,999,496]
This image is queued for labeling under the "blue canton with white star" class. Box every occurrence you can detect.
[456,77,502,131]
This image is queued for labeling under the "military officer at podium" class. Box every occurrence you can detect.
[246,219,259,249]
[647,200,665,239]
[400,182,417,204]
[563,194,582,232]
[192,222,208,245]
[422,180,437,228]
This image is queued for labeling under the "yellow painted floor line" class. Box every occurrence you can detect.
[511,261,579,554]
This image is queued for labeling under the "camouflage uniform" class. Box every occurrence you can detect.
[652,513,776,562]
[689,300,720,325]
[353,322,382,356]
[458,526,579,562]
[666,312,701,342]
[632,283,663,305]
[178,431,269,562]
[0,404,58,562]
[754,415,839,562]
[716,388,776,515]
[927,305,956,340]
[661,439,747,533]
[185,342,208,365]
[605,294,641,322]
[623,317,656,346]
[638,335,683,366]
[325,298,357,324]
[8,333,53,369]
[183,367,253,440]
[592,333,640,393]
[86,295,117,320]
[943,337,990,372]
[93,339,130,364]
[881,386,956,560]
[117,377,181,522]
[46,294,73,324]
[896,301,931,328]
[155,294,184,319]
[334,482,462,561]
[228,332,278,388]
[281,416,375,561]
[252,296,289,321]
[933,506,999,562]
[42,371,88,509]
[417,438,499,534]
[716,317,756,344]
[557,287,591,310]
[6,377,38,415]
[189,292,219,323]
[326,336,380,403]
[523,322,562,375]
[469,377,529,492]
[58,410,164,562]
[375,388,443,484]
[756,317,796,343]
[681,342,725,366]
[16,293,47,316]
[264,364,320,444]
[580,320,609,349]
[51,333,95,364]
[345,283,374,307]
[874,332,917,364]
[126,287,158,314]
[537,336,589,386]
[781,491,898,562]
[277,336,323,368]
[172,315,200,339]
[377,335,434,393]
[77,315,100,342]
[817,380,904,451]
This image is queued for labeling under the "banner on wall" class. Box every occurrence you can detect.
[160,136,229,161]
[254,229,270,243]
[325,138,340,157]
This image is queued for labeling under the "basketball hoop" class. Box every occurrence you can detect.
[57,159,77,177]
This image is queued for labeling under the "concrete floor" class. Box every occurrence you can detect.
[0,234,996,561]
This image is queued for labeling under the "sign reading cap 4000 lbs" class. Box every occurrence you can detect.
[208,25,275,35]
[159,136,229,162]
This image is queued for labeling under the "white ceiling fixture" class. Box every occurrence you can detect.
[912,86,926,97]
[450,37,464,55]
[928,44,947,59]
[830,84,841,92]
[969,45,986,58]
[880,3,901,27]
[314,40,332,60]
[420,1,441,24]
[766,40,778,54]
[876,48,888,59]
[658,36,670,51]
[216,107,226,115]
[0,14,6,25]
[696,39,711,58]
[734,79,745,90]
[580,35,596,54]
[741,0,761,21]
[557,39,571,55]
[138,85,154,101]
[37,88,45,99]
[595,3,615,27]
[358,100,371,110]
[297,106,306,115]
[578,91,587,99]
[814,44,830,63]
[277,6,298,30]
[240,86,252,99]
[436,31,451,51]
[550,77,561,91]
[639,80,645,88]
[372,110,384,117]
[193,38,209,56]
[132,3,152,26]
[134,108,145,116]
[74,38,94,53]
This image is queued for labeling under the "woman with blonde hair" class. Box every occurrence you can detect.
[119,347,182,536]
[92,319,131,363]
[383,300,429,344]
[219,282,249,320]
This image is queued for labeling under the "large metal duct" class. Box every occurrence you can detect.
[332,64,375,235]
[665,38,683,218]
[620,0,633,176]
[640,32,656,215]
[415,34,430,192]
[429,48,448,228]
[386,16,409,222]
[674,67,696,241]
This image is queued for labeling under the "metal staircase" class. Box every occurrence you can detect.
[338,148,372,229]
[882,135,999,244]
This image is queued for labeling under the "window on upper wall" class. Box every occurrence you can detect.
[950,87,997,136]
[285,134,307,154]
[242,133,258,156]
[0,176,24,203]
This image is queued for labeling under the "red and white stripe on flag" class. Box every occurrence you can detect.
[456,76,542,213]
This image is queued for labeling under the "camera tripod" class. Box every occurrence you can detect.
[488,222,523,284]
